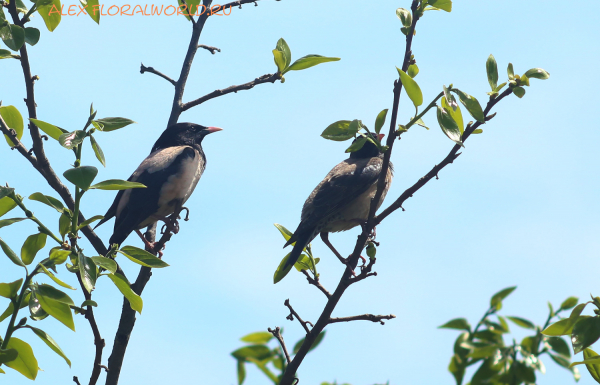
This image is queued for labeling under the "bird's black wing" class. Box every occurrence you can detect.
[285,158,382,247]
[108,146,197,246]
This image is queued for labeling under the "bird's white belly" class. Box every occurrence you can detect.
[155,155,202,217]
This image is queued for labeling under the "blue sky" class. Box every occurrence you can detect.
[1,0,600,384]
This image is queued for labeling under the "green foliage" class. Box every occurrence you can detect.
[233,329,326,385]
[273,224,319,283]
[0,105,24,147]
[441,288,580,385]
[271,37,340,78]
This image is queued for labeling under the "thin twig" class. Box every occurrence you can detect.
[300,270,331,299]
[73,376,82,385]
[268,327,291,364]
[217,0,261,13]
[182,73,280,111]
[198,44,221,54]
[284,299,311,334]
[329,314,396,325]
[140,64,177,86]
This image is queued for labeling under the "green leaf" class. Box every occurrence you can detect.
[396,8,412,28]
[294,254,312,272]
[407,63,419,78]
[293,331,325,354]
[0,196,17,218]
[437,106,462,146]
[231,345,272,361]
[93,117,135,132]
[63,166,98,190]
[513,86,526,98]
[443,85,458,111]
[486,54,498,91]
[77,215,104,230]
[272,49,286,73]
[0,348,18,364]
[439,318,471,331]
[27,326,71,367]
[89,179,146,191]
[0,237,25,267]
[29,192,65,212]
[428,0,452,12]
[571,316,600,354]
[273,252,293,284]
[0,278,23,298]
[21,233,47,265]
[58,213,70,239]
[543,316,590,337]
[39,264,76,290]
[345,136,368,153]
[0,302,15,323]
[1,24,25,51]
[467,345,498,359]
[0,217,25,229]
[37,0,62,32]
[448,354,465,385]
[374,109,388,134]
[490,286,516,309]
[275,38,291,69]
[582,348,600,382]
[0,186,14,200]
[90,256,117,274]
[472,128,483,134]
[507,63,515,79]
[549,352,571,368]
[4,338,38,380]
[240,332,273,344]
[397,67,423,107]
[89,135,105,167]
[442,97,464,135]
[321,120,358,141]
[107,273,143,313]
[15,0,29,13]
[274,223,293,242]
[561,297,579,311]
[176,0,200,21]
[0,49,17,59]
[81,300,97,307]
[59,130,86,150]
[23,27,40,46]
[237,359,246,385]
[0,105,24,147]
[80,0,100,23]
[546,336,571,357]
[78,252,97,293]
[35,287,75,331]
[28,293,48,321]
[29,118,67,141]
[524,68,550,80]
[506,316,535,330]
[36,284,74,305]
[452,89,485,122]
[283,55,340,74]
[118,246,169,268]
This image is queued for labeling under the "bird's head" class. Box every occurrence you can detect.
[151,122,223,152]
[349,133,385,159]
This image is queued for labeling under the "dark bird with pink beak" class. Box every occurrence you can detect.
[96,122,222,248]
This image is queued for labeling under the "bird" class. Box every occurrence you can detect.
[277,133,393,283]
[95,122,222,249]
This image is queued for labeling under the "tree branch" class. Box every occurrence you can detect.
[140,63,176,86]
[284,299,312,334]
[198,44,221,54]
[268,327,291,364]
[300,270,331,299]
[329,314,396,325]
[375,87,514,225]
[217,0,261,13]
[181,73,280,112]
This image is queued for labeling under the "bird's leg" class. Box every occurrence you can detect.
[320,233,359,276]
[359,221,379,246]
[135,229,163,257]
[320,232,346,263]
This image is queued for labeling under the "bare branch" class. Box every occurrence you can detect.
[349,256,377,284]
[198,44,221,54]
[140,63,177,86]
[73,376,82,385]
[0,114,39,170]
[329,314,396,325]
[182,73,280,111]
[268,327,291,364]
[300,270,331,299]
[284,299,312,334]
[217,0,260,13]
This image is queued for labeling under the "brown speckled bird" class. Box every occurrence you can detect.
[281,134,393,279]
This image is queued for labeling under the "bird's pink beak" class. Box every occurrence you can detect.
[378,133,385,141]
[206,126,223,133]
